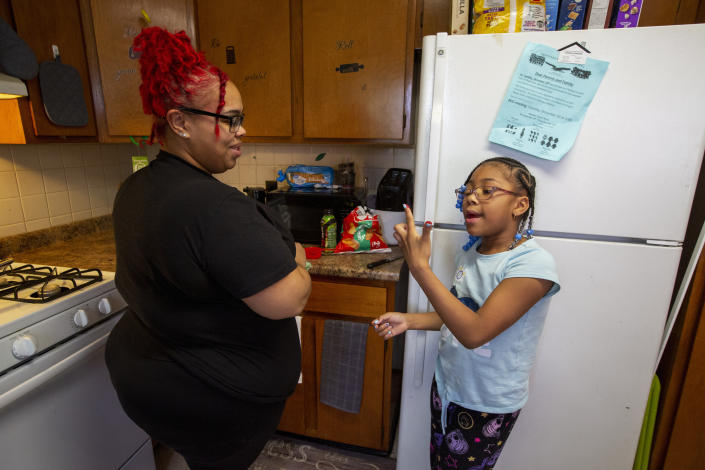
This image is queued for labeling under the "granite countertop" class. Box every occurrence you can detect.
[1,217,404,282]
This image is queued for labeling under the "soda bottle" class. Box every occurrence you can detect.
[321,209,337,252]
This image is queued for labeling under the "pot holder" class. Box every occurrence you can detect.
[39,46,88,127]
[0,17,38,80]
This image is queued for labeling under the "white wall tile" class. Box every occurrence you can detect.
[16,171,45,196]
[61,144,85,168]
[106,186,118,208]
[43,168,68,193]
[46,191,71,217]
[362,147,395,169]
[25,218,50,232]
[89,186,108,209]
[252,144,274,165]
[256,165,276,185]
[239,165,257,186]
[272,145,293,165]
[0,222,25,237]
[20,194,49,220]
[81,143,101,166]
[50,214,73,226]
[11,145,40,171]
[0,198,24,225]
[91,206,110,217]
[38,145,63,169]
[393,147,415,170]
[85,165,105,188]
[72,210,93,222]
[0,172,19,198]
[65,167,87,191]
[69,189,91,212]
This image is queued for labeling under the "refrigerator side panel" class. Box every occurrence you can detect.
[496,237,681,470]
[432,25,705,242]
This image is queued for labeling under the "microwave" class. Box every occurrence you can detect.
[266,187,364,244]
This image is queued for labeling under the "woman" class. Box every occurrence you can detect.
[105,27,311,470]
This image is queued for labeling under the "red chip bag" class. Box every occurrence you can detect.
[334,206,389,253]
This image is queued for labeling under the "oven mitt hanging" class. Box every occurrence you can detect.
[39,49,89,127]
[0,17,38,80]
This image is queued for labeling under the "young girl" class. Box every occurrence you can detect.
[373,156,560,470]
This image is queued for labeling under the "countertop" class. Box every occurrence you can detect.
[1,217,405,282]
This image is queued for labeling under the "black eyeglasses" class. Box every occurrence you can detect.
[178,107,245,133]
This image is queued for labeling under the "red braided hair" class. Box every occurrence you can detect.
[132,27,229,144]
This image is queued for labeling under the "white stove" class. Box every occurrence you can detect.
[0,260,155,470]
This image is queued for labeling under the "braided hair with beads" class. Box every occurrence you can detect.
[131,27,229,145]
[466,156,536,250]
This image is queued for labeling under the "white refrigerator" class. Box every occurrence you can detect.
[396,25,705,470]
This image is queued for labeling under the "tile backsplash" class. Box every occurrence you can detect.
[0,142,414,238]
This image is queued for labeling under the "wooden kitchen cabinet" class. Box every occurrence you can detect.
[278,276,397,451]
[195,0,293,138]
[8,0,98,140]
[194,0,417,144]
[79,0,196,142]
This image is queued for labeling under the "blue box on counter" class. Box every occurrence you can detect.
[545,0,560,30]
[556,0,588,30]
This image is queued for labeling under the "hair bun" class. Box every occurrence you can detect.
[131,27,228,144]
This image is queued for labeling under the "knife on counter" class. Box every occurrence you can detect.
[367,256,404,269]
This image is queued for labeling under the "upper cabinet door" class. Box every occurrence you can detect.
[87,0,194,139]
[196,0,293,137]
[11,0,97,137]
[302,0,409,139]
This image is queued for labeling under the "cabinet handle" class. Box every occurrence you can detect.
[336,63,364,73]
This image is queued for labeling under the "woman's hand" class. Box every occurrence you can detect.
[393,205,433,273]
[371,312,409,339]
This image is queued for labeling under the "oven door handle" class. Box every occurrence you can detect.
[0,333,109,411]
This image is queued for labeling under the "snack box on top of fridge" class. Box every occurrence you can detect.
[556,0,588,30]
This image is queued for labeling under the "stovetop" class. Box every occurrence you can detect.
[0,260,117,340]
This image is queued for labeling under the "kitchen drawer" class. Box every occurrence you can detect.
[305,280,387,319]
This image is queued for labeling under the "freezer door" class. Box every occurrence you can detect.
[398,229,680,470]
[416,26,705,242]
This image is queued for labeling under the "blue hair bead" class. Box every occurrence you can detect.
[462,235,480,251]
[527,229,534,236]
[514,233,522,241]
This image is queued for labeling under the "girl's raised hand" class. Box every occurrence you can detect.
[371,312,409,339]
[393,204,433,273]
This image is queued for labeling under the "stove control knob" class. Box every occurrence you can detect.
[98,298,112,315]
[73,309,89,328]
[12,334,37,359]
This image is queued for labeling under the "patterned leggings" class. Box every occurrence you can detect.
[430,379,521,470]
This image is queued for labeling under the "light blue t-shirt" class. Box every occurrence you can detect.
[435,238,560,419]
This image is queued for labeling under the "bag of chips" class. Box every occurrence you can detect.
[472,0,546,34]
[334,206,389,253]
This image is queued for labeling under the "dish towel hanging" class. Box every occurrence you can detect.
[319,319,368,413]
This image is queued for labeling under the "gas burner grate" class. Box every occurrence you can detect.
[0,264,103,303]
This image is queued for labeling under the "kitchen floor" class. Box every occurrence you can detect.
[154,433,397,470]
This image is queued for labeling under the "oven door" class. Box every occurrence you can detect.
[0,312,154,470]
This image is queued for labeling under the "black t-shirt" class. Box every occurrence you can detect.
[112,150,300,403]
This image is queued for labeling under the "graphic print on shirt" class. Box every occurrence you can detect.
[450,285,492,358]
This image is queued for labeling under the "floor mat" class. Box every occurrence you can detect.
[156,435,397,470]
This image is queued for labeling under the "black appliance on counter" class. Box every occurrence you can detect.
[376,168,413,211]
[266,187,364,244]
